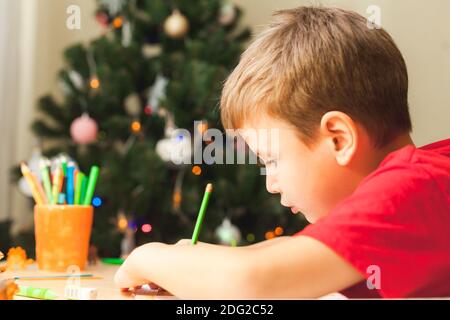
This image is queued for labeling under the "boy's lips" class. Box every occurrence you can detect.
[281,201,300,214]
[290,207,300,214]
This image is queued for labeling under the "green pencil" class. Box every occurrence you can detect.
[74,172,85,205]
[39,159,53,204]
[191,183,213,245]
[83,166,99,205]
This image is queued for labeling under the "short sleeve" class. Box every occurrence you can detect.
[296,163,450,298]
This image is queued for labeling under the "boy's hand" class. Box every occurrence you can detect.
[114,242,162,289]
[175,239,191,246]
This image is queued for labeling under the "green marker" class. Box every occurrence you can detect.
[16,285,58,300]
[60,156,68,176]
[80,175,88,205]
[101,258,124,265]
[39,159,53,204]
[60,156,68,197]
[191,183,213,245]
[83,166,99,205]
[74,172,85,205]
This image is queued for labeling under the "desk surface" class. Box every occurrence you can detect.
[1,263,352,300]
[1,262,175,300]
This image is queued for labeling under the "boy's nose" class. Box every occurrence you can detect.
[265,174,280,194]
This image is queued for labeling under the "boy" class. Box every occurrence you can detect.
[115,6,450,298]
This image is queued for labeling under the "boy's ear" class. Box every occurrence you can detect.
[319,111,358,166]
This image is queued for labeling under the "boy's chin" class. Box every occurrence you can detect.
[303,212,321,224]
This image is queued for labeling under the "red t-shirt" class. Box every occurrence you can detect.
[296,138,450,298]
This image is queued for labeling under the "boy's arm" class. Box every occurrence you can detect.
[114,236,363,299]
[176,236,290,249]
[246,236,290,249]
[245,235,364,298]
[114,242,251,299]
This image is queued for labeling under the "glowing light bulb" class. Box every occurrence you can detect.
[141,224,152,233]
[131,121,141,133]
[113,16,123,29]
[90,77,100,89]
[274,227,284,236]
[192,166,202,176]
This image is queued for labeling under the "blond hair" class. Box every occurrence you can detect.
[220,6,412,148]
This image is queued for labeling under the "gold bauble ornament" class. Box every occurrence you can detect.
[164,9,189,39]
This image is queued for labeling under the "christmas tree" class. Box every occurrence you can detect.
[24,0,307,257]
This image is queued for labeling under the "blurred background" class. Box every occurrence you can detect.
[0,0,449,258]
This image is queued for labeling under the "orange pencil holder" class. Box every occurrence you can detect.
[34,205,94,272]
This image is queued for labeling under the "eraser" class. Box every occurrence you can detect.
[64,285,97,300]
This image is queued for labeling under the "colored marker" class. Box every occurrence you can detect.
[60,156,68,176]
[83,166,99,205]
[191,183,213,245]
[14,273,95,281]
[16,285,58,300]
[58,193,66,205]
[101,258,124,265]
[60,156,68,196]
[74,172,85,205]
[66,162,75,205]
[39,159,52,204]
[80,175,88,205]
[20,163,45,205]
[51,167,62,204]
[35,173,48,204]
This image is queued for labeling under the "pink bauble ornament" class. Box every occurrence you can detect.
[70,113,98,144]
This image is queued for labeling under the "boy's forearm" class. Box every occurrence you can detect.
[246,236,290,249]
[121,242,253,299]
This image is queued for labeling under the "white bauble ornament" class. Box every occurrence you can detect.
[215,218,242,245]
[219,3,237,26]
[164,10,189,39]
[156,131,192,166]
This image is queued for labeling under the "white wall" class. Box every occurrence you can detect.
[237,0,450,146]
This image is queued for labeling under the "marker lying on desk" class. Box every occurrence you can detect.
[14,273,95,280]
[191,183,213,245]
[16,285,58,300]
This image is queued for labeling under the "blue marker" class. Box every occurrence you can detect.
[58,193,66,205]
[66,162,75,205]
